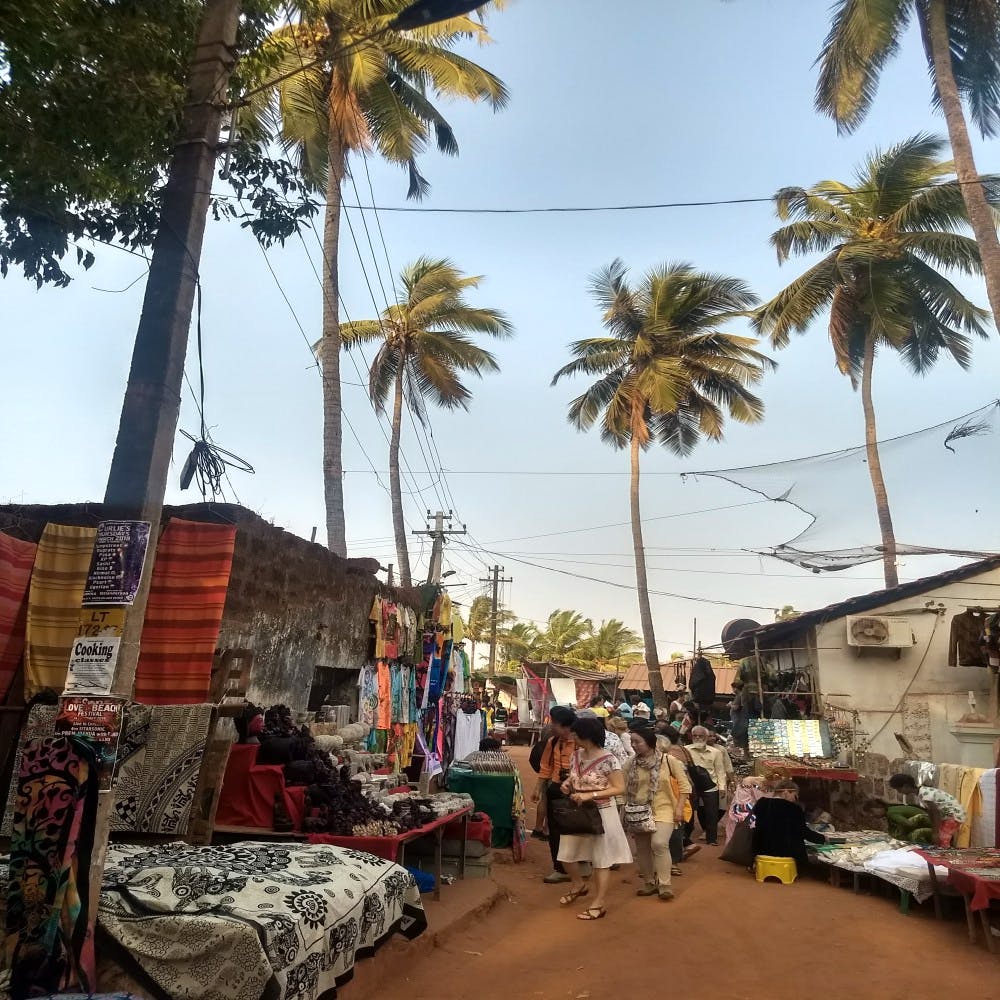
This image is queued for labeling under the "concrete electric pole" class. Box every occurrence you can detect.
[480,564,512,678]
[412,511,466,585]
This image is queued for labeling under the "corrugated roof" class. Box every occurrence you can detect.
[619,658,737,693]
[520,660,615,683]
[728,554,1000,657]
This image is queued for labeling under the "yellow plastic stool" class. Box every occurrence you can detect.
[755,855,798,884]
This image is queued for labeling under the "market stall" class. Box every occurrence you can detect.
[915,847,1000,952]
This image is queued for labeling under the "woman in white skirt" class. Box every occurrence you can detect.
[556,716,632,920]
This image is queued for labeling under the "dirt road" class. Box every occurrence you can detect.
[365,747,997,1000]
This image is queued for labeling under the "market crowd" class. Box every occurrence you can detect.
[522,690,970,922]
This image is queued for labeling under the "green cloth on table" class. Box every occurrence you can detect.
[447,770,515,848]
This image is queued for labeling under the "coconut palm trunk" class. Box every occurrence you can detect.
[389,363,412,587]
[321,130,347,556]
[630,408,666,707]
[860,331,899,589]
[923,0,1000,328]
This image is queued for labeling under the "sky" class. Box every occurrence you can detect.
[4,0,1000,662]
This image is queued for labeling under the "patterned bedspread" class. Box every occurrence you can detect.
[98,842,427,1000]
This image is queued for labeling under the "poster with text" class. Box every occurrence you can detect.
[82,520,151,606]
[63,608,126,695]
[56,696,124,789]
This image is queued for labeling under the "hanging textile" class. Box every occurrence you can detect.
[1,704,58,838]
[369,596,385,658]
[358,664,378,728]
[972,769,999,848]
[0,533,37,703]
[550,678,577,708]
[3,735,99,999]
[134,519,236,704]
[110,704,212,834]
[24,524,97,699]
[454,704,482,762]
[575,680,599,709]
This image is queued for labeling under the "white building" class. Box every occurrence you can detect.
[732,557,1000,768]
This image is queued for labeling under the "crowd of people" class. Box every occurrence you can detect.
[527,696,751,920]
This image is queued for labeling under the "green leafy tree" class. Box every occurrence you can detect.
[815,0,1000,340]
[0,1,301,286]
[340,257,511,584]
[553,261,770,707]
[246,1,507,555]
[754,135,990,588]
[572,619,642,668]
[528,610,593,663]
[465,594,493,669]
[498,621,537,668]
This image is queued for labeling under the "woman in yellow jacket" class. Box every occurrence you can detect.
[623,728,692,901]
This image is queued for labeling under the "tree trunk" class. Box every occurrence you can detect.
[860,331,899,589]
[923,0,1000,327]
[321,131,347,556]
[389,361,412,586]
[629,412,666,707]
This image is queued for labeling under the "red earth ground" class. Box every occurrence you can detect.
[352,745,998,1000]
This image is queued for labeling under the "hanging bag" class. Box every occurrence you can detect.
[550,750,611,836]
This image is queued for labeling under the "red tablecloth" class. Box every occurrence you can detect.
[215,743,306,831]
[307,807,473,862]
[758,760,859,782]
[915,848,1000,911]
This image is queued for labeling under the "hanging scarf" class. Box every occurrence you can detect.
[627,750,663,805]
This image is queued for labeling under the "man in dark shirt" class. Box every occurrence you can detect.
[751,780,826,869]
[530,706,577,884]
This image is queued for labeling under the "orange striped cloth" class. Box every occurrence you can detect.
[25,525,97,699]
[0,532,38,701]
[134,518,237,704]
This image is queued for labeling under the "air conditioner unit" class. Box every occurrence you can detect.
[846,615,914,649]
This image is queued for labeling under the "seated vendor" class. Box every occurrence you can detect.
[750,779,826,869]
[887,774,966,847]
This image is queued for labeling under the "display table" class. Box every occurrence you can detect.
[915,847,1000,953]
[756,758,859,782]
[308,805,472,901]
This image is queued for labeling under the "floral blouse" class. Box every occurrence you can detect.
[562,750,621,809]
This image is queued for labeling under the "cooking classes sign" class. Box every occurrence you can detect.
[82,520,150,606]
[64,608,126,696]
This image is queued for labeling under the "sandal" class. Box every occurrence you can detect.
[577,906,606,920]
[671,866,683,876]
[559,885,589,906]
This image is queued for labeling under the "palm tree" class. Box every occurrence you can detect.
[465,594,492,669]
[497,620,537,668]
[247,2,507,555]
[341,257,511,584]
[529,609,593,663]
[553,262,770,706]
[815,0,1000,336]
[754,135,990,588]
[572,619,642,668]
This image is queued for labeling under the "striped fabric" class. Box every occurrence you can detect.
[134,519,237,704]
[0,532,37,701]
[25,525,97,699]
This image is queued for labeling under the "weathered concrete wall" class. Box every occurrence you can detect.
[0,502,418,715]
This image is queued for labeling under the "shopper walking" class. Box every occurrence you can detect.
[657,726,697,870]
[530,706,578,884]
[685,725,730,846]
[554,716,631,920]
[624,729,691,901]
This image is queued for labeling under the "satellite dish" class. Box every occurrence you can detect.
[721,619,762,658]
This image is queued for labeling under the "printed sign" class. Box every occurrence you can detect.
[63,608,126,695]
[82,520,150,606]
[56,696,124,789]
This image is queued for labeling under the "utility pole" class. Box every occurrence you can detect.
[412,510,466,585]
[480,565,512,679]
[86,0,242,958]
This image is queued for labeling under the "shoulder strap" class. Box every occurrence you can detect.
[578,752,614,777]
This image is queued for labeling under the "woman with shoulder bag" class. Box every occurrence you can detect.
[624,728,691,900]
[554,716,631,920]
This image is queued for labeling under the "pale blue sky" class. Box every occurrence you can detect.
[4,0,1000,658]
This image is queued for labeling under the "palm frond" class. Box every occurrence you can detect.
[753,250,841,348]
[814,0,911,133]
[898,230,983,275]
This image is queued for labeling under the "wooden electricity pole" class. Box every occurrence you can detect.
[480,565,512,679]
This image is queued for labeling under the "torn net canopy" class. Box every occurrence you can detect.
[693,400,1000,572]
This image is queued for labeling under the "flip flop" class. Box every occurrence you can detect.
[559,885,589,906]
[577,907,606,920]
[671,866,684,876]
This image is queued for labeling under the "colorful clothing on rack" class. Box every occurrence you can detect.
[3,735,99,998]
[376,660,392,730]
[358,665,378,728]
[369,598,385,659]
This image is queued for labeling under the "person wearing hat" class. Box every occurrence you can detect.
[632,697,652,722]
